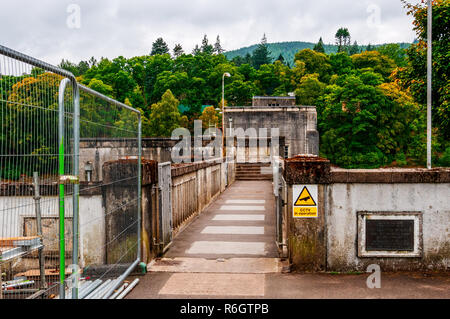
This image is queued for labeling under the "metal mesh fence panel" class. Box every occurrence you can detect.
[74,85,141,299]
[0,46,77,299]
[0,46,141,299]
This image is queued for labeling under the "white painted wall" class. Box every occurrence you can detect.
[0,196,71,238]
[0,195,104,266]
[78,195,105,266]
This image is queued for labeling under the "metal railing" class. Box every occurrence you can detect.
[0,45,142,299]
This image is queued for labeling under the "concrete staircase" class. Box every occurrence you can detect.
[235,163,272,180]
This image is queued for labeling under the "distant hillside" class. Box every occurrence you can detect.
[224,41,412,66]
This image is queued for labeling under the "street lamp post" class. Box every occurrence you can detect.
[222,72,231,157]
[426,0,432,169]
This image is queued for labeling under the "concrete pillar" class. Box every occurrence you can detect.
[102,159,157,264]
[283,156,330,271]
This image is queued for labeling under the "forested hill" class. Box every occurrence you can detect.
[224,41,412,65]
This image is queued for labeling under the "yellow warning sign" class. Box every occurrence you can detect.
[293,206,318,217]
[294,186,316,206]
[293,185,318,218]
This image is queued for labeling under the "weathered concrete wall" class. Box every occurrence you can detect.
[80,138,174,182]
[78,194,104,267]
[283,156,450,272]
[252,96,296,107]
[283,156,330,271]
[0,188,103,269]
[224,106,319,158]
[327,168,450,271]
[102,160,140,264]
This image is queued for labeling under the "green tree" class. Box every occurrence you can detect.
[335,28,351,53]
[226,79,257,106]
[376,43,407,67]
[192,44,201,56]
[396,0,450,141]
[214,35,224,54]
[348,41,360,55]
[151,37,170,55]
[313,37,325,53]
[330,52,354,75]
[365,43,374,51]
[255,64,281,95]
[201,35,214,54]
[199,106,219,128]
[294,49,331,83]
[173,44,184,58]
[2,73,63,178]
[276,54,286,65]
[351,51,396,80]
[295,73,326,106]
[148,90,187,136]
[317,72,425,168]
[252,34,272,69]
[87,78,114,97]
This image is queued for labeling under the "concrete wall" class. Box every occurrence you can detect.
[0,191,103,269]
[283,156,450,272]
[327,183,450,271]
[0,157,236,272]
[252,96,296,107]
[224,106,319,159]
[80,138,175,182]
[78,195,104,266]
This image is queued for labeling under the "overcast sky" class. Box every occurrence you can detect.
[0,0,419,65]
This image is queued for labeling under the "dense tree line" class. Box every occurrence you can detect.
[1,0,448,173]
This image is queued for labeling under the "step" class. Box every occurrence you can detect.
[149,257,283,274]
[236,164,271,168]
[236,174,273,178]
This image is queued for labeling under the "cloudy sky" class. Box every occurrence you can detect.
[0,0,419,65]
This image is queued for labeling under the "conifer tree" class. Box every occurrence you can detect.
[251,34,272,69]
[313,37,325,53]
[151,37,169,55]
[335,28,351,53]
[214,35,224,54]
[192,44,201,55]
[173,44,184,58]
[348,41,360,55]
[201,35,214,54]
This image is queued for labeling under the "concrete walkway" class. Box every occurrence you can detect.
[128,180,285,297]
[162,180,278,260]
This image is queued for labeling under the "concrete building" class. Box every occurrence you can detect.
[252,96,296,107]
[224,96,319,159]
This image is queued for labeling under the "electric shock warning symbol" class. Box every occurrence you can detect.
[293,185,318,218]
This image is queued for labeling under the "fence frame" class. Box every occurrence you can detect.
[0,45,142,299]
[76,84,142,300]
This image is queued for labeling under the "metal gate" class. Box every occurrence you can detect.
[158,162,172,253]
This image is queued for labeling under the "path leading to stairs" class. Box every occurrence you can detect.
[131,180,283,297]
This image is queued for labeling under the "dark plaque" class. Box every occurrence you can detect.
[366,219,414,251]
